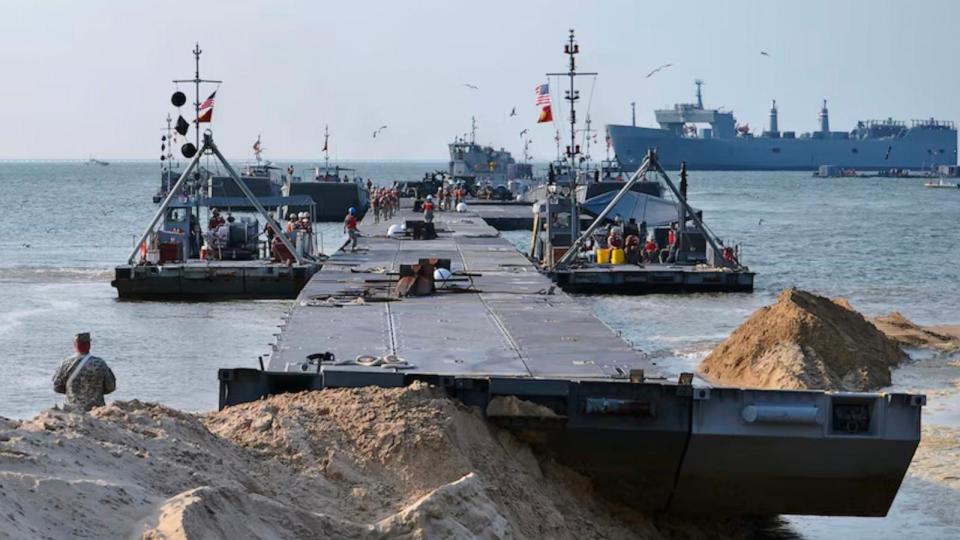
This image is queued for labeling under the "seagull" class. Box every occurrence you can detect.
[645,63,673,78]
[758,218,765,226]
[520,129,528,137]
[760,51,771,57]
[372,125,388,138]
[463,83,479,90]
[509,107,517,117]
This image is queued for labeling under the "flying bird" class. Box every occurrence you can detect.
[520,129,528,137]
[645,63,673,78]
[509,107,517,117]
[760,51,771,57]
[463,83,479,90]
[372,125,388,138]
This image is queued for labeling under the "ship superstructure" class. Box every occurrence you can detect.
[448,117,532,187]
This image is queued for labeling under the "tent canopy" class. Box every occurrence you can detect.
[580,191,699,227]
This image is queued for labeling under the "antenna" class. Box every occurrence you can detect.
[163,114,174,167]
[695,79,704,109]
[630,101,636,127]
[545,29,598,243]
[173,43,222,151]
[323,125,330,172]
[470,116,477,144]
[547,29,597,171]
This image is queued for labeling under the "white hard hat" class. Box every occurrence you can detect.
[289,213,297,219]
[298,212,308,218]
[387,224,405,237]
[433,268,453,282]
[456,202,468,212]
[426,194,433,201]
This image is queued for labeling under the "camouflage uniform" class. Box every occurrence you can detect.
[52,354,116,411]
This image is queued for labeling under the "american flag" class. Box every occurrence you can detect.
[534,84,551,107]
[197,91,216,123]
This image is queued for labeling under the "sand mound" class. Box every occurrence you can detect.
[8,384,784,539]
[202,382,664,539]
[699,288,907,391]
[872,312,960,353]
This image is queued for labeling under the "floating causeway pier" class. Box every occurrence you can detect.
[218,202,923,516]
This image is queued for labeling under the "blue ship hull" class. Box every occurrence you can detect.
[608,124,958,171]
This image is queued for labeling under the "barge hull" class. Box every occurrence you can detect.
[112,263,318,300]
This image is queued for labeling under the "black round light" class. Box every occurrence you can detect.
[181,143,197,158]
[171,91,187,107]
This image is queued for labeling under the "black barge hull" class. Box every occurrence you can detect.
[551,267,755,294]
[112,263,319,300]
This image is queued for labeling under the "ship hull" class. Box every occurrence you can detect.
[608,124,957,171]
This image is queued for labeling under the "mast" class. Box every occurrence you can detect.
[470,116,477,145]
[323,125,330,172]
[547,29,597,172]
[630,101,636,127]
[545,29,597,241]
[173,43,221,151]
[695,79,704,109]
[163,114,174,170]
[580,114,595,166]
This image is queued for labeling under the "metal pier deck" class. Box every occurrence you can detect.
[218,203,923,517]
[267,210,653,379]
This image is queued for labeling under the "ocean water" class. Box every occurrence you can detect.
[1,161,959,537]
[0,160,441,419]
[2,162,958,417]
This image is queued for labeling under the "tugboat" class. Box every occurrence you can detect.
[113,132,323,300]
[529,31,753,294]
[114,45,323,300]
[282,125,370,221]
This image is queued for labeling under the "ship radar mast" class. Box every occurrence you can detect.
[547,29,598,172]
[173,43,222,150]
[695,79,704,109]
[470,116,477,145]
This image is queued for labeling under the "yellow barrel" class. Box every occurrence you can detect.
[611,248,626,265]
[596,248,611,264]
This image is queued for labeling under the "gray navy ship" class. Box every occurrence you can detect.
[448,117,533,189]
[608,80,957,171]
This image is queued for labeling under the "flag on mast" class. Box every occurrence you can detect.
[534,83,552,123]
[197,91,216,123]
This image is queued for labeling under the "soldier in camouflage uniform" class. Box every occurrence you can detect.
[52,332,116,411]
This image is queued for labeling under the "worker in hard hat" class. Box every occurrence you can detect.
[343,207,359,252]
[208,208,225,231]
[423,195,435,223]
[299,212,312,234]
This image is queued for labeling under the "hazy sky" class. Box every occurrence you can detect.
[0,0,956,160]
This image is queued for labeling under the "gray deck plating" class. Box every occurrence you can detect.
[268,207,657,381]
